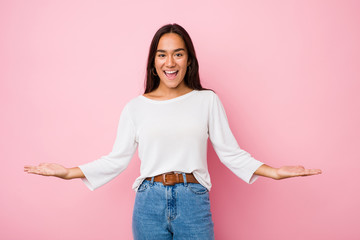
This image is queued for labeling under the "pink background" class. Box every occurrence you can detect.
[1,0,359,239]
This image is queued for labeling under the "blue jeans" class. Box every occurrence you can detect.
[132,174,215,240]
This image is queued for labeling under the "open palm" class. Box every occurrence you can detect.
[24,163,69,179]
[276,165,322,179]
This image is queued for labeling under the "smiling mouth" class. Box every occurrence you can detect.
[164,70,178,80]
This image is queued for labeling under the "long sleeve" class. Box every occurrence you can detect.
[79,104,138,191]
[208,93,263,184]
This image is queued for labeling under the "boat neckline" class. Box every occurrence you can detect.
[139,90,198,104]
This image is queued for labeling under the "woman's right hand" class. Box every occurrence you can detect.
[24,163,70,179]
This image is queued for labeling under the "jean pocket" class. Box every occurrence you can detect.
[137,181,149,192]
[188,183,209,195]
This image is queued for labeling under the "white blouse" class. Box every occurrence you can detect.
[79,89,264,191]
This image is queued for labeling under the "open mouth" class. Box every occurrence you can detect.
[164,70,178,80]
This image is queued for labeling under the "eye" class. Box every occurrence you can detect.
[175,53,183,57]
[157,54,166,58]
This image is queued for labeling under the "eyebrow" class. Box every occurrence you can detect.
[156,48,186,53]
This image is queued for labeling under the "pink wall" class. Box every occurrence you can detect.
[1,0,359,239]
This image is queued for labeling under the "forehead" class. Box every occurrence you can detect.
[157,33,186,51]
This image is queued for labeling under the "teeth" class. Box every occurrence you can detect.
[165,70,177,74]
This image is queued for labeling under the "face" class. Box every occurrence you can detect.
[154,33,190,90]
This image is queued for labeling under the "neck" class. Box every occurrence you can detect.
[154,83,193,98]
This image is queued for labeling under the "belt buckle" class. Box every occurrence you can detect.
[162,172,179,186]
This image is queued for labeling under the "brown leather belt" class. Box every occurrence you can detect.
[146,172,199,186]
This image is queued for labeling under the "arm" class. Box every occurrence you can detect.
[24,163,85,180]
[254,164,322,180]
[24,104,138,190]
[208,92,322,182]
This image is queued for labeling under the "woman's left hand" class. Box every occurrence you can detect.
[255,164,322,180]
[275,165,322,180]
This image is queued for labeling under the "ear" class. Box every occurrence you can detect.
[187,59,191,66]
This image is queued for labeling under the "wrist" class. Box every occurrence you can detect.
[272,168,281,180]
[61,168,71,180]
[255,164,280,180]
[63,167,85,179]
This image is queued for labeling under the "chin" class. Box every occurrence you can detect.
[160,79,182,89]
[166,83,182,89]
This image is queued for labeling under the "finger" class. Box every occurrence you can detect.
[25,166,45,175]
[24,166,36,172]
[26,166,40,173]
[309,169,322,174]
[300,169,322,176]
[24,165,36,169]
[306,169,322,174]
[25,168,38,174]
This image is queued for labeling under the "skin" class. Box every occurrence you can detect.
[24,33,322,180]
[143,33,193,100]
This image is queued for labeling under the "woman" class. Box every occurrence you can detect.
[24,23,322,240]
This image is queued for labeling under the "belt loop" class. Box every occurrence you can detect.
[150,176,155,186]
[182,173,187,186]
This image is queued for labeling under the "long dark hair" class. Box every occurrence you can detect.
[144,23,212,93]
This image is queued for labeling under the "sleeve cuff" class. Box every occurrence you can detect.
[78,165,97,191]
[80,177,95,191]
[245,162,264,184]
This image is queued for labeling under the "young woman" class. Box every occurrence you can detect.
[24,23,322,240]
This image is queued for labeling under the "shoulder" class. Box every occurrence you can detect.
[196,89,217,99]
[118,94,145,115]
[195,89,221,104]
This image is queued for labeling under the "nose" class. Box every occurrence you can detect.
[166,56,175,67]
